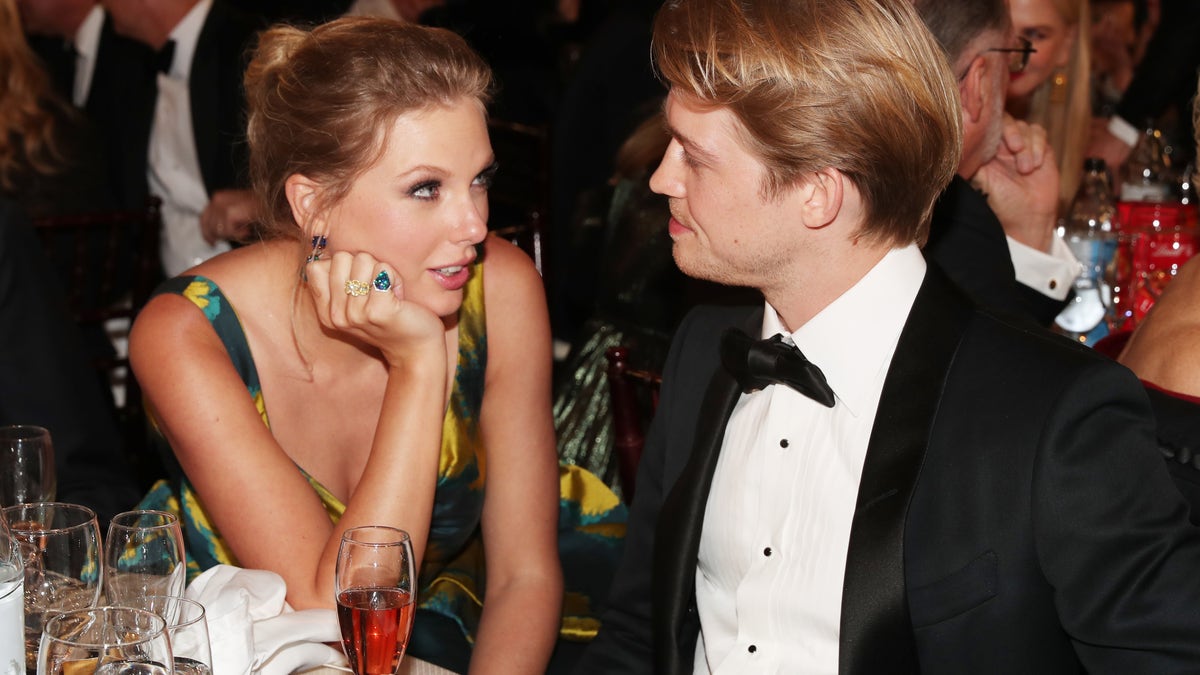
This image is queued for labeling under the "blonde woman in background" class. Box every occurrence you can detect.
[1006,0,1091,211]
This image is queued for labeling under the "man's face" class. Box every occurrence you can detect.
[16,0,89,37]
[649,90,811,291]
[958,28,1013,176]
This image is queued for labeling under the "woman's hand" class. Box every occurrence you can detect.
[304,250,445,365]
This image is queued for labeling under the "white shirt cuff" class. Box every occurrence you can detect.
[1107,115,1140,148]
[1007,234,1080,301]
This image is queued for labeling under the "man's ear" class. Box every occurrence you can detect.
[285,174,323,234]
[799,167,845,231]
[959,55,988,125]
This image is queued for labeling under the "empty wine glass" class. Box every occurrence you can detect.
[0,425,56,508]
[122,595,212,675]
[2,502,103,674]
[335,526,416,675]
[38,606,173,675]
[104,511,186,605]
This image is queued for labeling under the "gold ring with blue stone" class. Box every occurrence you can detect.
[373,271,392,292]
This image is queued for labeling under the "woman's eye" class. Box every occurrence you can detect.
[474,163,499,189]
[410,181,440,200]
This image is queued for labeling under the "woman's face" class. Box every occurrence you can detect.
[1007,0,1076,99]
[324,98,493,319]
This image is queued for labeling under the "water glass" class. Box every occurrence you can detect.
[2,502,103,673]
[37,606,172,675]
[1,512,24,673]
[104,511,186,605]
[0,425,55,508]
[336,526,416,675]
[121,595,211,675]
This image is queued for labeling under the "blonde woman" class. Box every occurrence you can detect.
[1006,0,1092,211]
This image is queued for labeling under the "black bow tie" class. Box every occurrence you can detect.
[155,40,176,75]
[720,328,836,407]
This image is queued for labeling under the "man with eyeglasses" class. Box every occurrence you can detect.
[917,0,1082,327]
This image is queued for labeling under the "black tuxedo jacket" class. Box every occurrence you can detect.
[30,17,153,210]
[926,175,1067,328]
[577,263,1200,674]
[107,1,259,207]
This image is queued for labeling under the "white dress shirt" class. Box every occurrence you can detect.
[693,245,926,674]
[71,5,105,108]
[1008,233,1080,301]
[148,0,230,277]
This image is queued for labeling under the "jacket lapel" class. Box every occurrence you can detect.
[189,7,221,195]
[839,266,972,674]
[652,310,759,675]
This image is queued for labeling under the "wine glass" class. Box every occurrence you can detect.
[2,502,103,673]
[38,606,173,675]
[104,511,186,605]
[0,425,56,508]
[335,526,416,675]
[122,595,212,675]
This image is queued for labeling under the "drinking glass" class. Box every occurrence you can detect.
[2,502,103,674]
[120,596,211,675]
[0,425,56,508]
[104,511,186,605]
[37,606,172,675]
[335,526,416,675]
[1,512,24,673]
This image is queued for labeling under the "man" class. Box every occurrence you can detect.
[100,0,259,276]
[918,0,1079,327]
[577,0,1200,672]
[0,197,142,524]
[20,0,152,210]
[1087,0,1200,170]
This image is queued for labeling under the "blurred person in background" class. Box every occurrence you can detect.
[99,0,260,277]
[918,0,1080,327]
[1006,0,1092,211]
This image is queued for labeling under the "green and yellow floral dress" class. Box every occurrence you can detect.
[137,262,625,669]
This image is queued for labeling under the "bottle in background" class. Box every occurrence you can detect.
[1120,123,1172,203]
[0,512,23,675]
[1056,158,1118,345]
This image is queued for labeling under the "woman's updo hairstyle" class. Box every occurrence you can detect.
[244,17,492,240]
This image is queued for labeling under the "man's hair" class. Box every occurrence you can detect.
[652,0,962,247]
[911,0,1011,65]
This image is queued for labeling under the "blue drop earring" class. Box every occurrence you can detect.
[305,235,328,263]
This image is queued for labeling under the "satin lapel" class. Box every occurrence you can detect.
[652,310,758,675]
[839,266,972,675]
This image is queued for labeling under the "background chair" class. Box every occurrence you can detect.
[604,345,661,501]
[487,118,549,276]
[32,197,163,485]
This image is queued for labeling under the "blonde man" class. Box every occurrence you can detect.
[577,0,1200,672]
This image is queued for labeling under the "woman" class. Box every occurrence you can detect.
[131,18,622,673]
[0,0,108,217]
[1005,0,1091,210]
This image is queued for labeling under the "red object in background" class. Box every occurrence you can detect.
[1110,200,1199,330]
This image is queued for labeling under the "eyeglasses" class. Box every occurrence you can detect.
[981,36,1036,74]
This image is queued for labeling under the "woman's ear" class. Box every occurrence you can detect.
[285,174,323,234]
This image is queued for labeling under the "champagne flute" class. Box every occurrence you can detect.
[104,511,186,605]
[2,502,103,674]
[335,526,416,675]
[122,595,211,675]
[0,425,55,508]
[38,606,172,675]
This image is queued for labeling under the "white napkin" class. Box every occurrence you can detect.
[185,564,348,675]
